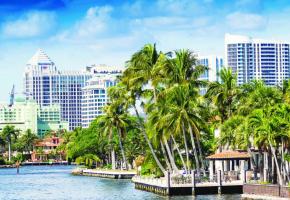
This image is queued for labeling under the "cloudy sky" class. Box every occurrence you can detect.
[0,0,290,100]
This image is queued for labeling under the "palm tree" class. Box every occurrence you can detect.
[160,50,207,172]
[21,129,38,153]
[249,108,284,185]
[122,44,167,174]
[103,102,129,170]
[206,68,239,123]
[1,125,19,162]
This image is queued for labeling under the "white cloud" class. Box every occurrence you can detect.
[2,11,56,38]
[226,12,267,30]
[131,16,211,31]
[54,5,113,42]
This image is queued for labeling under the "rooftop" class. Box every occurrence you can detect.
[206,150,251,160]
[27,49,54,66]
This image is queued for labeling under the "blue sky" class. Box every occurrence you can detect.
[1,0,290,100]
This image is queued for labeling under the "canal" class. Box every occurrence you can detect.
[0,166,241,200]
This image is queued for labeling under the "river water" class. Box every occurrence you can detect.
[0,166,241,200]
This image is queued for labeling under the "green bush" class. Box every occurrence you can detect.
[0,157,5,165]
[103,164,112,169]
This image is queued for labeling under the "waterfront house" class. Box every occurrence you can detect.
[31,136,64,162]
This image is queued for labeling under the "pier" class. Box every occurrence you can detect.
[79,169,136,179]
[22,161,69,166]
[132,170,243,196]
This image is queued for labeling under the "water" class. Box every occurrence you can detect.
[0,166,241,200]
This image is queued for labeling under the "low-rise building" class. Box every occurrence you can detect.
[0,97,68,137]
[31,136,64,161]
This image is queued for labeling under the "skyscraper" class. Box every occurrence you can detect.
[24,49,92,130]
[81,65,121,128]
[225,33,290,86]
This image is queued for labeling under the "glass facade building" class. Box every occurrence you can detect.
[24,49,92,130]
[81,65,121,128]
[225,33,290,86]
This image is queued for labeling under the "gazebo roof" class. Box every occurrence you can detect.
[206,151,251,160]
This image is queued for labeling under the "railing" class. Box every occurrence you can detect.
[133,170,244,188]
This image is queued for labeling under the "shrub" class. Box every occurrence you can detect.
[0,157,5,165]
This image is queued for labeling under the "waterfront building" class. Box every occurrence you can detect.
[198,55,223,94]
[24,49,92,130]
[31,135,64,161]
[225,33,290,86]
[81,65,121,128]
[0,97,38,134]
[0,97,68,137]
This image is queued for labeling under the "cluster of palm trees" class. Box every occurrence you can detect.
[213,77,290,185]
[97,43,290,185]
[96,44,211,174]
[63,43,289,186]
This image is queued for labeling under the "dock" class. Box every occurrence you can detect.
[132,171,243,196]
[22,161,69,166]
[77,169,136,179]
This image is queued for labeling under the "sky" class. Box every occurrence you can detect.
[1,0,290,101]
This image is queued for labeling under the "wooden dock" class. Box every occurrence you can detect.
[79,169,136,179]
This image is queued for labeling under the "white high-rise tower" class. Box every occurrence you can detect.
[225,33,290,86]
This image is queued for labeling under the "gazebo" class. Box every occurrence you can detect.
[206,150,251,182]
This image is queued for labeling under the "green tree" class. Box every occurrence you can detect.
[1,125,19,161]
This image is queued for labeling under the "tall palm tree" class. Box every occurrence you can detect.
[122,44,167,174]
[1,125,19,161]
[249,108,284,185]
[206,68,239,123]
[103,102,129,170]
[160,50,207,172]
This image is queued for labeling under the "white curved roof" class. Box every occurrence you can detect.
[27,49,54,65]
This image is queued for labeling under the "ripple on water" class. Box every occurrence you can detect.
[0,166,241,200]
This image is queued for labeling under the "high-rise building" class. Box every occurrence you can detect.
[198,56,223,95]
[199,56,224,82]
[23,49,92,130]
[0,97,68,137]
[81,65,121,128]
[225,33,290,86]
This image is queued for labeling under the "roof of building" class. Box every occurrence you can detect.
[206,150,251,160]
[225,33,287,44]
[34,137,63,147]
[27,49,54,65]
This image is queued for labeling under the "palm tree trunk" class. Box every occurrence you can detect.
[163,137,178,172]
[111,149,116,170]
[182,122,190,170]
[269,141,283,185]
[8,141,11,162]
[171,135,187,171]
[117,128,127,170]
[160,139,172,172]
[247,146,256,170]
[188,124,200,172]
[196,135,205,172]
[133,105,166,174]
[281,140,289,182]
